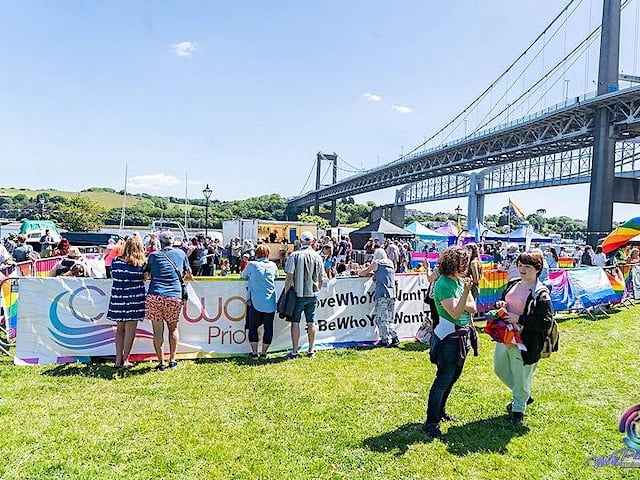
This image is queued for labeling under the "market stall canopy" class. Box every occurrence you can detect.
[468,222,506,241]
[349,218,414,250]
[506,225,552,243]
[404,221,448,240]
[435,220,461,237]
[601,217,640,254]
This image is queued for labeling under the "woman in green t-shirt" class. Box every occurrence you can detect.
[423,246,477,441]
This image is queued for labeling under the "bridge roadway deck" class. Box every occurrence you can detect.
[288,86,640,210]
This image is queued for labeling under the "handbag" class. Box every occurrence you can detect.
[415,319,433,344]
[161,251,189,301]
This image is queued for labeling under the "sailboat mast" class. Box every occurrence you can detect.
[184,171,189,230]
[119,163,128,234]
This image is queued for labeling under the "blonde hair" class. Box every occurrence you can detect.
[122,237,146,267]
[255,245,270,259]
[114,239,125,257]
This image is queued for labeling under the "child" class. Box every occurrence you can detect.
[240,254,250,272]
[397,259,408,273]
[219,259,229,276]
[322,244,336,279]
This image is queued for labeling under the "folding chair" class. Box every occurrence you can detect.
[575,294,610,320]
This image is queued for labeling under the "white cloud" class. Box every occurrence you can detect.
[392,105,413,114]
[363,92,382,102]
[128,174,181,190]
[171,41,197,57]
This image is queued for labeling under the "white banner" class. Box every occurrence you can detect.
[632,265,640,300]
[14,274,431,365]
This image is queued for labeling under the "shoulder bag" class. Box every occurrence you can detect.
[161,251,189,301]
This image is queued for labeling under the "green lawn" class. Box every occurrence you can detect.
[0,306,638,479]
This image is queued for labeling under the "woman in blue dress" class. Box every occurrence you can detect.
[107,236,147,368]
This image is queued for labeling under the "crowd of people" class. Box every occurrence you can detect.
[2,223,635,442]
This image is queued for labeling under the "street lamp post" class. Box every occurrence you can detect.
[202,184,212,238]
[37,195,46,219]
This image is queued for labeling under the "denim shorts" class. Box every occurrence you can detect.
[290,296,317,324]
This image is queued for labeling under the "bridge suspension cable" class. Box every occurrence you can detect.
[394,0,584,162]
[297,158,318,195]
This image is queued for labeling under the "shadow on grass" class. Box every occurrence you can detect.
[194,355,290,367]
[363,422,434,456]
[42,362,153,379]
[363,416,529,457]
[400,342,429,352]
[445,415,529,456]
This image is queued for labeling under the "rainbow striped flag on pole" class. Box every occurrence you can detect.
[508,198,525,219]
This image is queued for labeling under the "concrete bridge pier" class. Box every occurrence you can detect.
[370,205,406,227]
[466,172,485,229]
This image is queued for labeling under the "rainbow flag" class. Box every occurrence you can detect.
[605,270,625,303]
[480,254,494,269]
[508,198,525,219]
[1,279,18,340]
[558,257,574,268]
[477,269,509,313]
[484,311,527,351]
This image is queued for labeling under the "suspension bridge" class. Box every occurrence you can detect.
[286,0,640,246]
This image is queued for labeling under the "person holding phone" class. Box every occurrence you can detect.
[423,246,478,441]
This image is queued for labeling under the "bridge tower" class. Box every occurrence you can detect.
[587,0,621,247]
[315,152,338,227]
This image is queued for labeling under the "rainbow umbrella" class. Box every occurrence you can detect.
[601,217,640,254]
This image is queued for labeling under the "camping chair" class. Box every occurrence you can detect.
[575,293,610,320]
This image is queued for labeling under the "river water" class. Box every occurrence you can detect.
[0,223,213,240]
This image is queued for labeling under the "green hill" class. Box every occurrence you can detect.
[0,188,139,210]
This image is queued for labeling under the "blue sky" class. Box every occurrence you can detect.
[1,0,639,222]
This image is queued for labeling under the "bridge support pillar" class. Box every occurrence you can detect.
[390,205,405,227]
[467,173,484,229]
[370,206,384,222]
[587,0,620,247]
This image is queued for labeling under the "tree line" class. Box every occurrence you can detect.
[0,188,586,238]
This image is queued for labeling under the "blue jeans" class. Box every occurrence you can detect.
[292,296,317,323]
[425,335,466,425]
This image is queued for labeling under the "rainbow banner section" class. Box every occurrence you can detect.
[1,279,18,339]
[14,274,432,366]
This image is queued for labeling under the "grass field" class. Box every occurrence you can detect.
[0,188,140,211]
[0,306,638,479]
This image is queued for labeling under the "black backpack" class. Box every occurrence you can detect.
[540,316,559,359]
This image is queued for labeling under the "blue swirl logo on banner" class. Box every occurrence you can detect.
[48,285,115,350]
[619,404,640,451]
